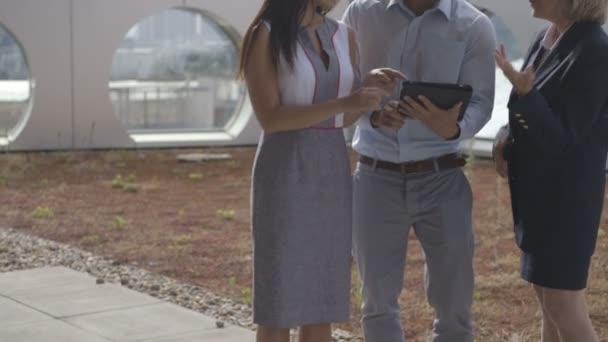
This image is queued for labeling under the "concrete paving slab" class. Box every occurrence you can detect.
[0,297,51,328]
[12,283,160,318]
[0,319,111,342]
[8,279,101,298]
[142,326,256,342]
[0,267,256,342]
[66,302,219,342]
[0,267,94,296]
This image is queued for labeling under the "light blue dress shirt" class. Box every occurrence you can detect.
[343,0,497,162]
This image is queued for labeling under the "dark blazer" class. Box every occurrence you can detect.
[504,22,608,259]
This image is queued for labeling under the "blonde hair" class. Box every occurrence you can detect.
[561,0,608,23]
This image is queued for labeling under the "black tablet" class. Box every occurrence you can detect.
[400,81,473,121]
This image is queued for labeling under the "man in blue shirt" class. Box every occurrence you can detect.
[343,0,496,341]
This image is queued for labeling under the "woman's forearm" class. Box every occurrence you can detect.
[257,98,347,133]
[343,112,364,127]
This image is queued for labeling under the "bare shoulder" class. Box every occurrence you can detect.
[247,23,271,58]
[254,22,270,42]
[244,23,273,77]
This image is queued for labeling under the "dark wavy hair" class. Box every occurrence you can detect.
[236,0,312,79]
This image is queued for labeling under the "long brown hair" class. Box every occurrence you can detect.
[236,0,311,79]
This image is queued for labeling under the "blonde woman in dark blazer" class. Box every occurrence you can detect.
[494,0,608,341]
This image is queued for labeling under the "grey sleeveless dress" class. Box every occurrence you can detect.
[251,19,353,328]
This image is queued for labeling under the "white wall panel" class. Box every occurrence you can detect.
[71,0,187,149]
[0,0,72,151]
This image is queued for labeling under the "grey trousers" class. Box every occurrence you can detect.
[353,162,474,342]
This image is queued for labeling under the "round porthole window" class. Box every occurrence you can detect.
[109,8,245,134]
[0,23,33,143]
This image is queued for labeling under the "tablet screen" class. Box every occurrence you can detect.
[400,81,473,121]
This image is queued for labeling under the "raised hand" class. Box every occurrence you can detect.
[341,87,387,114]
[362,68,406,94]
[495,44,535,96]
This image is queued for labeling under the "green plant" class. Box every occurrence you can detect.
[188,173,203,180]
[111,174,125,189]
[80,234,100,246]
[216,209,236,220]
[241,287,252,305]
[125,173,136,182]
[173,234,193,246]
[31,207,54,219]
[114,216,126,230]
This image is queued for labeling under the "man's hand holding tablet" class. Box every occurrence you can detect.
[399,81,473,140]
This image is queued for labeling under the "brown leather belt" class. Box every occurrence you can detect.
[358,153,466,174]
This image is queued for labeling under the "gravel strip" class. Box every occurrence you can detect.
[0,228,361,342]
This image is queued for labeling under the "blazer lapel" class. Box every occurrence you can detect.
[521,31,544,71]
[532,22,591,89]
[533,49,561,88]
[535,47,581,89]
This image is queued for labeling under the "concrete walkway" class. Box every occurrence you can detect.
[0,267,255,342]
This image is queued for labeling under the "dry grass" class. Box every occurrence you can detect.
[0,148,606,341]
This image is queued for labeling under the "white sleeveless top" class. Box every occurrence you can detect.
[264,19,355,129]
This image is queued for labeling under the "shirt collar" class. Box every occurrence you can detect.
[386,0,452,21]
[541,23,574,50]
[436,0,452,20]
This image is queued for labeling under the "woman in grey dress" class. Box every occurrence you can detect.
[237,0,404,341]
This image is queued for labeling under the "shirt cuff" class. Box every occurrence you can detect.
[446,123,462,141]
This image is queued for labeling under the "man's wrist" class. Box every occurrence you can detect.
[446,124,461,140]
